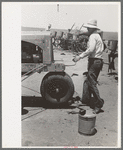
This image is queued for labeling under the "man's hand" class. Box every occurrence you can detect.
[73,56,81,62]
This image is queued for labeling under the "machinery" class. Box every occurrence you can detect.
[51,30,64,47]
[60,23,75,50]
[67,34,88,52]
[50,23,75,49]
[48,23,88,52]
[56,24,89,52]
[21,31,75,106]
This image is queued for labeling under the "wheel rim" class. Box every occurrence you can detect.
[47,79,68,100]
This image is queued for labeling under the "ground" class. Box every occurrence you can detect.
[21,48,119,147]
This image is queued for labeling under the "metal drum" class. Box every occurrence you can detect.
[78,110,96,135]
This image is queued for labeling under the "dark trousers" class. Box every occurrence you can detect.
[82,58,104,108]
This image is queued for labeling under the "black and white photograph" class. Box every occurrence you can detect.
[2,2,121,148]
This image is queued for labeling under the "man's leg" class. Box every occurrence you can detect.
[81,79,91,105]
[88,59,104,109]
[89,83,104,108]
[81,59,94,105]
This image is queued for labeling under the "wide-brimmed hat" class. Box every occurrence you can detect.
[83,19,100,29]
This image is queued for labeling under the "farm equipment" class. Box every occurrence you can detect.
[50,23,75,49]
[60,23,75,50]
[52,31,64,47]
[21,31,75,106]
[67,34,88,52]
[50,23,88,52]
[58,24,88,52]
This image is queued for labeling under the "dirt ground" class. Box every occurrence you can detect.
[21,48,119,147]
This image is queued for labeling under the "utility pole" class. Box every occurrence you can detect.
[57,4,59,12]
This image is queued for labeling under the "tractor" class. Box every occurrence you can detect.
[21,30,75,106]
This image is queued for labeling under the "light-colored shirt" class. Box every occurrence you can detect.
[79,30,104,59]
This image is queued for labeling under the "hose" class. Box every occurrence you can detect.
[65,61,77,67]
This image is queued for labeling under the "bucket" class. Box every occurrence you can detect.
[78,110,96,135]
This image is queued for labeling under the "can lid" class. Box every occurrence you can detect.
[82,110,96,118]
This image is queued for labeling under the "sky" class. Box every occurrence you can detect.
[21,2,120,32]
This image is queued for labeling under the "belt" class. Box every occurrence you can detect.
[88,58,103,60]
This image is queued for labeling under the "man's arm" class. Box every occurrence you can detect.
[73,35,96,62]
[79,36,96,59]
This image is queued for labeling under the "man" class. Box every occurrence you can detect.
[107,40,118,73]
[73,19,104,114]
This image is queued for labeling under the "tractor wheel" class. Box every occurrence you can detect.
[40,72,74,105]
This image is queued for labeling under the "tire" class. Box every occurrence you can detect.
[40,72,74,105]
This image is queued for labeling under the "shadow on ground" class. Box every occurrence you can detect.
[22,96,77,115]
